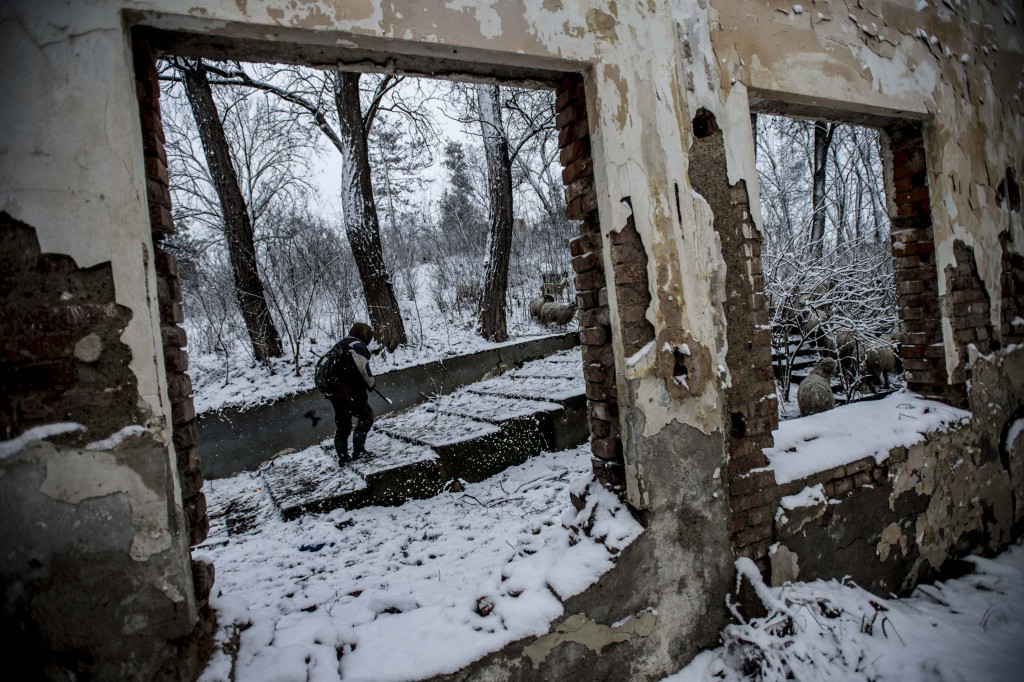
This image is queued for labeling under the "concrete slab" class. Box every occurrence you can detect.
[375,406,502,447]
[198,332,579,479]
[431,392,563,423]
[259,432,443,519]
[469,375,585,402]
[253,342,591,520]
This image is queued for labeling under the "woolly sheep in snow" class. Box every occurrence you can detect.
[797,357,837,417]
[861,345,898,391]
[530,294,554,320]
[539,301,577,326]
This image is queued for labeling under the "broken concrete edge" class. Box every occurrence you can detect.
[263,395,589,520]
[768,345,1024,595]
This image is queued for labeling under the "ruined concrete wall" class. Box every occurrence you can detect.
[1,3,203,678]
[707,0,1024,389]
[771,347,1023,595]
[4,0,1021,678]
[0,217,196,678]
[2,0,738,678]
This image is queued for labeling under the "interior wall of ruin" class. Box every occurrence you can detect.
[1,0,1021,679]
[703,0,1024,378]
[1,1,738,678]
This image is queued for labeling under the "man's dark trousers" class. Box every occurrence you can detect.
[330,389,374,460]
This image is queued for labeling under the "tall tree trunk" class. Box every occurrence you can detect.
[475,84,514,342]
[333,71,407,351]
[181,61,283,365]
[809,120,835,258]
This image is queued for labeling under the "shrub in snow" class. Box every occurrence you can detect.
[709,559,892,681]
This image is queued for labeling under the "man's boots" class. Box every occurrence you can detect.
[334,437,349,466]
[352,430,371,459]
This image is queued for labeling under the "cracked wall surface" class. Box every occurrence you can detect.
[771,347,1023,595]
[2,0,1022,678]
[707,0,1024,380]
[0,219,195,679]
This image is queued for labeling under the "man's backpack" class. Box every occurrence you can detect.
[314,347,344,395]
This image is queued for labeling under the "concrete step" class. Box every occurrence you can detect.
[254,348,587,521]
[198,331,580,479]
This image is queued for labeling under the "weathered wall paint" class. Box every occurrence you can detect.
[2,0,1021,678]
[772,347,1023,595]
[707,0,1024,380]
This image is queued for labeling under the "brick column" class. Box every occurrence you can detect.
[556,74,625,492]
[689,109,778,571]
[883,121,964,406]
[944,241,995,384]
[133,35,209,548]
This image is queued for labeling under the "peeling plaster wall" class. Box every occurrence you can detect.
[771,347,1023,595]
[2,0,736,678]
[707,0,1024,380]
[4,0,1022,678]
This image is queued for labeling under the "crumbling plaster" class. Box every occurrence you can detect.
[1,4,171,434]
[6,0,1021,675]
[707,0,1024,378]
[5,0,737,508]
[0,436,196,678]
[4,0,740,676]
[773,346,1023,595]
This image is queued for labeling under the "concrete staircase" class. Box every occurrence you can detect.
[250,348,587,522]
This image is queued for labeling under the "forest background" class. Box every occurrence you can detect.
[159,60,898,416]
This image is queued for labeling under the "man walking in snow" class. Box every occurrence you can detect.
[322,322,376,464]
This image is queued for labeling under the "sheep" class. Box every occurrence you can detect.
[797,357,837,417]
[530,294,554,320]
[861,344,898,392]
[541,272,569,300]
[539,300,578,326]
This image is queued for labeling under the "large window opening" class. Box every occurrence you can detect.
[156,59,577,403]
[134,27,632,677]
[754,114,903,419]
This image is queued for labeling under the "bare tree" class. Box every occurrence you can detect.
[809,120,836,258]
[474,84,516,342]
[178,59,283,365]
[185,63,442,351]
[444,84,556,341]
[332,71,408,350]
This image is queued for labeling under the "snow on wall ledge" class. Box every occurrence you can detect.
[769,346,1024,596]
[764,390,970,486]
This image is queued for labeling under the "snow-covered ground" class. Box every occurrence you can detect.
[183,272,1022,682]
[668,542,1024,682]
[197,444,643,681]
[198,437,1024,682]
